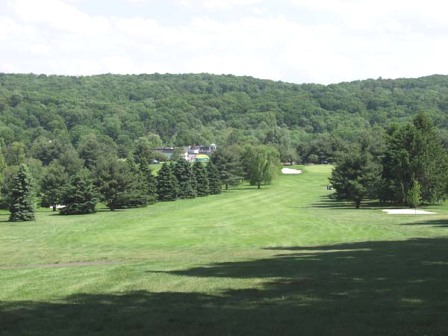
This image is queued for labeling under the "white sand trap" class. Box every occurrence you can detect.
[382,209,436,215]
[281,168,302,174]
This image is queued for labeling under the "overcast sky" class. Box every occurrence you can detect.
[1,0,447,84]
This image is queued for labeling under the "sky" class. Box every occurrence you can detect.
[1,0,447,84]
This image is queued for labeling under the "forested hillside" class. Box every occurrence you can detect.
[1,73,448,163]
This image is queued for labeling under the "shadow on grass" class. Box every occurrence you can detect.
[311,195,426,211]
[312,195,385,210]
[2,238,448,335]
[223,185,272,192]
[401,219,448,228]
[312,195,353,209]
[0,212,10,223]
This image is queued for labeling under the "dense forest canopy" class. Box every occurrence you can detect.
[1,72,448,162]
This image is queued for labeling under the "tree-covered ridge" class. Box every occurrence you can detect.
[1,73,448,161]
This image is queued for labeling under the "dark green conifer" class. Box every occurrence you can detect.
[192,161,209,197]
[173,158,196,199]
[94,157,149,210]
[139,164,158,205]
[380,112,448,204]
[59,169,98,215]
[206,160,222,195]
[211,147,243,189]
[329,150,381,209]
[157,162,178,201]
[9,164,35,222]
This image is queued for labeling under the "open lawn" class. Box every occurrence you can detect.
[1,165,448,335]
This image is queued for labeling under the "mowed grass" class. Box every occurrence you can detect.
[1,165,448,335]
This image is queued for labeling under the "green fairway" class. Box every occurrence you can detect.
[1,165,448,335]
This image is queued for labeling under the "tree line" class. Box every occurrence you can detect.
[330,112,448,208]
[2,72,448,216]
[5,143,280,221]
[1,73,448,168]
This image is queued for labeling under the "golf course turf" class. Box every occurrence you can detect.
[1,165,448,335]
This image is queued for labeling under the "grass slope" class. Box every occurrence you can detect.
[1,165,448,335]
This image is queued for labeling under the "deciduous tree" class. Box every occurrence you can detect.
[40,162,69,211]
[406,180,421,212]
[242,145,280,189]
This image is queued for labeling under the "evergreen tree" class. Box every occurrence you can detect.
[59,169,98,215]
[173,158,196,199]
[192,161,209,197]
[157,162,178,201]
[94,157,149,211]
[139,163,158,205]
[211,146,243,189]
[329,150,381,208]
[9,164,35,221]
[381,113,448,204]
[40,162,69,211]
[206,160,222,195]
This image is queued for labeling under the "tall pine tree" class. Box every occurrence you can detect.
[206,160,222,195]
[60,169,98,215]
[173,158,196,199]
[139,163,158,205]
[330,149,381,208]
[94,157,149,210]
[192,161,209,197]
[9,164,35,222]
[157,162,178,201]
[211,147,243,189]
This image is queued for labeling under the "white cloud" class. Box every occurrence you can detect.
[9,0,111,35]
[174,0,264,10]
[114,17,160,37]
[0,16,36,40]
[179,0,193,7]
[1,0,448,83]
[288,0,448,33]
[125,0,146,4]
[201,0,263,9]
[27,43,51,56]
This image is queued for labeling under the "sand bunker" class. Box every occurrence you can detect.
[382,209,436,215]
[281,168,302,174]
